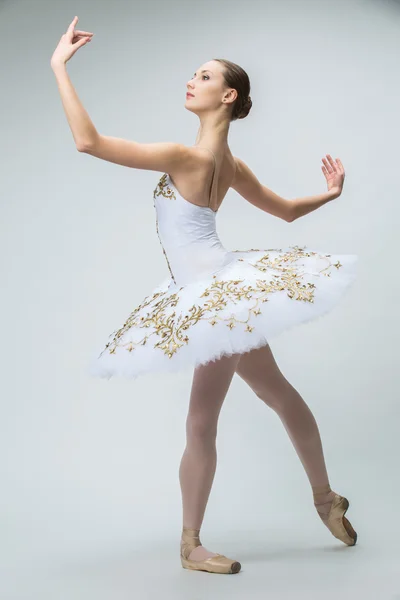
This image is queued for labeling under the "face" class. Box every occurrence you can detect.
[185,60,237,116]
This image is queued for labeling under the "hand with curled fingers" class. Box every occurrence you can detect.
[51,16,94,67]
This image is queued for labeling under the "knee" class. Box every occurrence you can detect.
[255,389,280,411]
[255,380,292,413]
[185,415,217,444]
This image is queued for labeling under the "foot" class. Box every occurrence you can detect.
[180,527,241,574]
[312,483,357,545]
[186,545,220,561]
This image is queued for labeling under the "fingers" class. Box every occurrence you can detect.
[73,36,90,49]
[65,16,78,41]
[73,32,93,43]
[67,17,94,35]
[321,154,345,185]
[336,157,344,174]
[322,155,335,173]
[66,16,94,43]
[67,16,78,32]
[322,154,344,174]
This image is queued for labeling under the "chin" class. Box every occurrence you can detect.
[184,103,197,115]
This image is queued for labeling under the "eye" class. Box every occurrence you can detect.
[192,74,210,80]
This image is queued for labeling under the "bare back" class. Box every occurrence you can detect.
[168,146,237,213]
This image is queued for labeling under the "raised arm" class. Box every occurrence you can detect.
[231,157,294,222]
[51,17,190,173]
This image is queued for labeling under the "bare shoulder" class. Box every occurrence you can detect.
[230,156,261,195]
[168,145,217,179]
[230,156,293,222]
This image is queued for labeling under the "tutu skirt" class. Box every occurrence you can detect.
[88,245,358,380]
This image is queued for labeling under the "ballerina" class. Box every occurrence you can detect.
[51,17,358,575]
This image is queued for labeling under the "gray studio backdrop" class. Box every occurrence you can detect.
[1,0,398,598]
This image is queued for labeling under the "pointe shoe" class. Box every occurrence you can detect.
[313,485,357,546]
[180,527,241,574]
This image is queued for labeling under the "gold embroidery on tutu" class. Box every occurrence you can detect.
[98,246,344,360]
[247,246,342,280]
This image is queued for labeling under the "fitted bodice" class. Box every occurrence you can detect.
[152,166,235,286]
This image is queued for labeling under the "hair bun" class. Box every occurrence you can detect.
[238,94,252,119]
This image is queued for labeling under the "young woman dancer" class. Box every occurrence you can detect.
[51,17,358,575]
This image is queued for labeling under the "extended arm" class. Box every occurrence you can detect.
[232,157,340,222]
[290,189,339,220]
[231,157,294,222]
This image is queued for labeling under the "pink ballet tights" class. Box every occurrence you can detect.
[179,345,336,561]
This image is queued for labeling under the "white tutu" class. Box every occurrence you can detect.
[88,244,358,381]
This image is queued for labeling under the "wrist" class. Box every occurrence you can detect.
[51,60,67,72]
[328,187,341,200]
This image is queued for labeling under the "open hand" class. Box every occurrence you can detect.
[321,154,345,196]
[51,16,93,67]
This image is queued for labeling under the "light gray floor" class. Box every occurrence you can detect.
[3,490,399,600]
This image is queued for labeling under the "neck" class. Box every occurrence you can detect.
[195,113,230,149]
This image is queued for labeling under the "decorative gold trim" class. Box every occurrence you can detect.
[99,245,344,360]
[153,174,177,283]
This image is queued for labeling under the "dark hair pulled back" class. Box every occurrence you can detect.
[213,58,252,121]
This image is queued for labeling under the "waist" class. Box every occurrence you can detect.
[164,241,234,285]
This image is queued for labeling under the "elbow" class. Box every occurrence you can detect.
[77,133,100,154]
[286,201,296,223]
[76,142,90,153]
[76,137,97,153]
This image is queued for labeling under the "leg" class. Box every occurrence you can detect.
[235,344,336,515]
[179,352,241,562]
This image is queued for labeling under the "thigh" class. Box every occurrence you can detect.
[235,343,289,400]
[187,353,242,429]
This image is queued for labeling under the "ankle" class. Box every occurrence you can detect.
[312,483,334,505]
[312,483,331,495]
[182,526,201,539]
[181,527,201,550]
